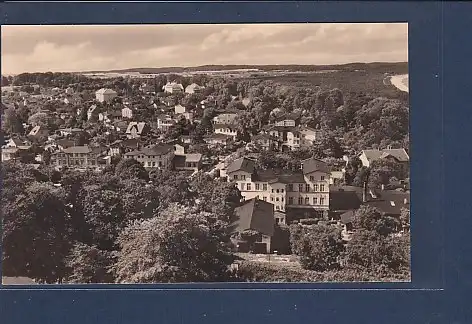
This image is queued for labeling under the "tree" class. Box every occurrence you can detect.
[208,182,243,222]
[113,204,235,283]
[289,224,344,271]
[2,107,24,134]
[239,230,261,253]
[115,158,149,181]
[352,205,399,236]
[2,183,71,283]
[368,159,408,189]
[65,243,116,283]
[400,207,410,232]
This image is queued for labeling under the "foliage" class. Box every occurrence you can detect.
[114,204,235,283]
[114,158,149,181]
[352,205,399,236]
[239,230,261,253]
[289,224,344,271]
[65,243,116,283]
[2,107,24,134]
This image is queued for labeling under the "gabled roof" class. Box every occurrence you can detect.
[56,138,75,149]
[125,144,173,157]
[301,157,330,174]
[62,146,92,154]
[361,148,409,163]
[365,190,409,216]
[226,157,256,174]
[126,122,147,134]
[95,88,117,95]
[184,153,203,163]
[28,125,45,136]
[232,198,275,237]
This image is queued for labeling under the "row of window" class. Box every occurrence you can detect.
[57,159,96,166]
[233,175,326,183]
[144,161,164,167]
[239,182,326,192]
[256,195,326,205]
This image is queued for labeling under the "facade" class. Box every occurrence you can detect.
[226,156,331,223]
[156,115,176,132]
[174,104,186,114]
[173,144,202,172]
[51,145,106,169]
[212,113,238,125]
[122,107,133,119]
[87,104,99,120]
[95,88,117,103]
[359,148,410,168]
[124,144,174,169]
[203,133,233,146]
[162,82,184,94]
[263,125,320,151]
[1,138,31,161]
[214,124,238,140]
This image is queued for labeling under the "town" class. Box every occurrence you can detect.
[1,62,410,283]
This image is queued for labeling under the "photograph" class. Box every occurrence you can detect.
[1,23,410,284]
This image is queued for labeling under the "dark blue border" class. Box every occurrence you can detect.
[2,1,469,323]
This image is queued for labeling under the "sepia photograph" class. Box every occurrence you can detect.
[1,23,410,284]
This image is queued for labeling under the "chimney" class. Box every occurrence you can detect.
[404,198,408,205]
[381,184,385,191]
[362,181,368,203]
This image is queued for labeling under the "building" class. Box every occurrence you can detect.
[125,122,149,139]
[87,104,99,120]
[185,83,205,94]
[173,144,203,172]
[58,127,85,137]
[359,148,410,168]
[51,145,107,169]
[1,138,31,161]
[212,113,238,125]
[203,133,233,146]
[27,125,48,140]
[95,88,117,103]
[156,115,176,132]
[231,198,275,254]
[162,82,184,94]
[262,125,320,151]
[124,144,174,169]
[226,156,331,223]
[174,104,187,114]
[250,133,279,151]
[122,106,133,119]
[273,112,301,127]
[214,124,238,140]
[65,87,74,95]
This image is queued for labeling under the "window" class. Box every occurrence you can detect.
[233,175,238,180]
[320,184,325,192]
[256,183,260,190]
[281,189,284,193]
[320,197,325,205]
[305,184,310,192]
[321,175,325,181]
[263,184,267,191]
[309,176,314,181]
[263,196,267,202]
[276,197,279,202]
[299,184,304,192]
[241,175,246,180]
[240,183,245,191]
[247,183,252,191]
[313,197,318,205]
[276,189,279,193]
[314,184,319,192]
[305,197,310,205]
[271,189,274,193]
[271,196,274,202]
[256,195,260,199]
[281,197,284,202]
[276,206,280,211]
[287,184,293,191]
[275,218,280,224]
[298,197,303,205]
[289,197,293,205]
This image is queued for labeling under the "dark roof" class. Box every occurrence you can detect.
[56,138,75,148]
[226,157,256,174]
[62,146,92,154]
[232,198,275,237]
[301,157,330,174]
[125,144,173,156]
[364,190,409,216]
[204,133,232,141]
[362,149,410,163]
[252,169,305,184]
[329,186,363,211]
[173,155,186,168]
[274,112,301,122]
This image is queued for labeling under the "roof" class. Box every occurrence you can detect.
[204,133,232,141]
[185,83,204,91]
[96,88,117,95]
[28,125,41,136]
[184,153,203,163]
[56,139,75,148]
[232,198,275,237]
[301,157,330,174]
[329,186,363,211]
[62,146,92,154]
[340,210,356,225]
[126,122,147,135]
[362,148,410,163]
[252,169,305,184]
[125,144,173,156]
[173,155,186,167]
[226,157,256,174]
[364,190,409,216]
[214,123,236,129]
[274,112,301,122]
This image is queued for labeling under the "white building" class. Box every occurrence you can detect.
[122,106,133,119]
[214,124,238,140]
[124,144,174,169]
[162,82,184,94]
[185,83,205,94]
[95,88,117,103]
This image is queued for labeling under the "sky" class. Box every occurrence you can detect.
[1,23,408,75]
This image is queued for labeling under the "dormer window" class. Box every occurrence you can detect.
[390,201,396,207]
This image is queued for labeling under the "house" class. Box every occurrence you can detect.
[251,133,279,151]
[180,135,194,144]
[95,88,117,103]
[162,82,184,94]
[262,125,320,152]
[58,128,85,137]
[298,126,320,148]
[99,110,122,124]
[87,104,99,120]
[51,145,107,169]
[212,113,238,125]
[359,148,410,168]
[203,133,233,146]
[122,106,133,119]
[172,144,202,172]
[1,138,32,161]
[27,125,48,140]
[226,156,331,222]
[156,115,176,132]
[55,138,76,150]
[185,83,205,94]
[214,123,238,140]
[124,144,174,169]
[174,104,187,114]
[125,122,149,139]
[231,198,275,254]
[273,112,301,127]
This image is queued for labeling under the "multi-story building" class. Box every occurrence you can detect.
[156,115,176,132]
[185,83,205,94]
[124,144,174,169]
[162,82,184,94]
[262,125,320,151]
[125,122,149,139]
[1,138,31,161]
[226,156,331,224]
[51,145,107,169]
[212,113,238,125]
[95,88,117,103]
[214,123,238,140]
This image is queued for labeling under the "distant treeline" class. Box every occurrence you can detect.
[87,62,408,75]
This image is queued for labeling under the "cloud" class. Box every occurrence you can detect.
[1,23,407,74]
